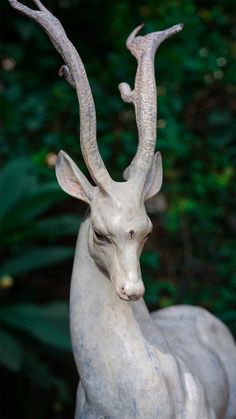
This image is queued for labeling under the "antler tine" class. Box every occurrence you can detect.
[8,0,112,190]
[31,0,48,11]
[119,23,183,188]
[9,0,38,17]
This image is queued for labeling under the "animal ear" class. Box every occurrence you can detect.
[55,150,94,204]
[143,151,163,201]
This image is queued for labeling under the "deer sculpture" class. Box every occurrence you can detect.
[9,1,236,418]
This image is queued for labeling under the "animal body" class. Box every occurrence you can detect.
[9,1,236,418]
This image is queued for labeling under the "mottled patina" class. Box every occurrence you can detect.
[9,1,236,418]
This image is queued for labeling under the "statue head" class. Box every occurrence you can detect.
[56,149,162,301]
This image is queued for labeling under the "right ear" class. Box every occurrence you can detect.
[55,150,95,205]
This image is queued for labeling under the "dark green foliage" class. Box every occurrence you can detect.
[1,0,236,417]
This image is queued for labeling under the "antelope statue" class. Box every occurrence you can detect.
[9,1,236,418]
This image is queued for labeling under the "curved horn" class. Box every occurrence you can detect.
[8,0,112,190]
[119,23,183,189]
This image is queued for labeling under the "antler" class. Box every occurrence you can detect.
[8,0,112,190]
[119,23,183,188]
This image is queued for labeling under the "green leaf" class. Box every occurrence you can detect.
[1,182,62,230]
[22,354,70,403]
[141,251,160,270]
[0,215,80,246]
[0,158,35,219]
[219,311,236,322]
[0,246,74,277]
[0,303,71,352]
[36,215,81,237]
[0,329,23,372]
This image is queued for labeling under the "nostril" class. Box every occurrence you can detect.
[121,281,145,299]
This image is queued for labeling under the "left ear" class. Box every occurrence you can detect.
[142,151,163,201]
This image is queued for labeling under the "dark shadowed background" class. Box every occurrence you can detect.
[1,0,236,417]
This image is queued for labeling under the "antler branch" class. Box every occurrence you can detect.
[9,0,112,189]
[119,23,183,187]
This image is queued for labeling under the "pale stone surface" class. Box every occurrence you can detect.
[70,214,236,419]
[8,2,236,417]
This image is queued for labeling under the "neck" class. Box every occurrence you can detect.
[70,211,174,416]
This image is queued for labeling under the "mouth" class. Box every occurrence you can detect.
[116,286,142,301]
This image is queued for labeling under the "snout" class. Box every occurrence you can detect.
[116,280,145,301]
[110,246,145,301]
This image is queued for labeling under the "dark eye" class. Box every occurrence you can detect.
[94,230,111,243]
[144,232,151,240]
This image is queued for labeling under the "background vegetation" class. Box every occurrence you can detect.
[1,0,236,417]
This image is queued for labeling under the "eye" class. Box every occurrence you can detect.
[144,232,151,240]
[94,229,111,244]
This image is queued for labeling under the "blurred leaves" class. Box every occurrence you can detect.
[0,303,71,409]
[0,303,71,352]
[0,246,74,277]
[0,330,23,372]
[0,158,76,276]
[0,157,75,415]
